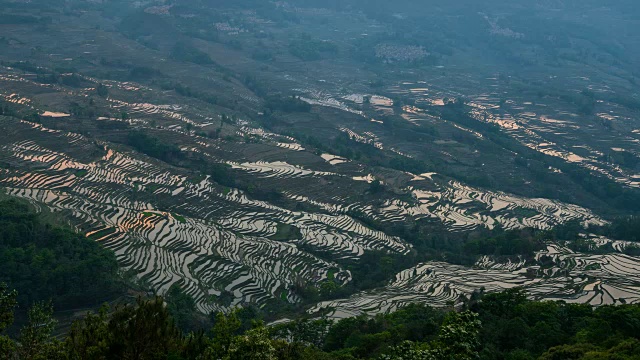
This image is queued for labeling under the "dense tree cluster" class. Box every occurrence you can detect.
[472,289,640,360]
[171,42,214,66]
[264,96,312,114]
[601,216,640,242]
[288,34,338,61]
[0,200,122,310]
[126,131,185,164]
[1,287,640,359]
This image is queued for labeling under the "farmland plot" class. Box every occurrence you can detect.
[0,115,608,312]
[309,241,640,319]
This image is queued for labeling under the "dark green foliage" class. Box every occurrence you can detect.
[65,305,111,359]
[288,34,338,61]
[553,216,640,250]
[245,186,284,202]
[158,81,220,105]
[609,94,640,112]
[0,199,122,310]
[226,326,277,360]
[322,304,443,357]
[252,48,274,62]
[208,310,242,358]
[207,163,236,187]
[96,119,129,130]
[0,283,17,357]
[368,180,383,194]
[242,75,268,98]
[1,299,65,360]
[0,284,17,334]
[60,74,85,88]
[346,250,419,291]
[171,42,214,65]
[64,297,183,360]
[576,89,597,115]
[165,284,202,333]
[119,11,175,39]
[107,297,183,359]
[269,223,303,241]
[602,149,640,169]
[265,96,312,113]
[463,227,543,256]
[0,14,47,25]
[472,288,640,359]
[1,285,640,359]
[69,100,97,118]
[126,131,184,163]
[18,301,60,360]
[437,311,482,359]
[96,83,109,97]
[271,318,332,349]
[602,216,640,242]
[344,211,546,267]
[0,99,17,117]
[128,66,162,81]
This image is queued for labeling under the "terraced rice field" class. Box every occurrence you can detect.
[380,180,606,231]
[0,113,608,312]
[1,0,639,325]
[0,117,404,311]
[0,67,619,315]
[309,241,640,319]
[294,79,640,197]
[391,79,640,189]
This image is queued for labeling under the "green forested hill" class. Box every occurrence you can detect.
[0,199,123,310]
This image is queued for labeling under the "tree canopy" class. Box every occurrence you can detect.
[0,199,123,310]
[1,286,639,359]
